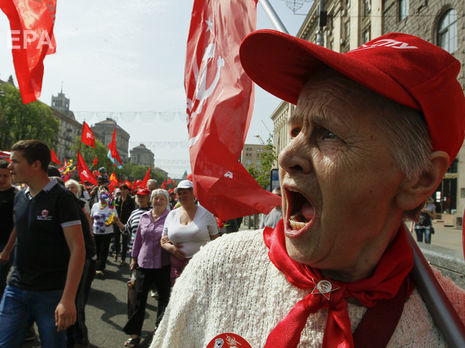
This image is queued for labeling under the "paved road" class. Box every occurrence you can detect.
[23,221,465,347]
[406,219,464,259]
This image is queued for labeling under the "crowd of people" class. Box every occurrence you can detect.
[0,139,223,348]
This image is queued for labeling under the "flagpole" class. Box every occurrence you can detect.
[258,0,288,34]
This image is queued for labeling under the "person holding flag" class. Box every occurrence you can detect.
[151,11,465,348]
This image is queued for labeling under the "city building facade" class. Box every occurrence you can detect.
[92,118,130,163]
[50,90,81,161]
[240,144,266,169]
[270,0,465,225]
[130,144,155,167]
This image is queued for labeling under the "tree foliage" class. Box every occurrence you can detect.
[0,83,59,149]
[247,136,277,189]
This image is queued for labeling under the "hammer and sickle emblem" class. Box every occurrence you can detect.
[187,42,225,118]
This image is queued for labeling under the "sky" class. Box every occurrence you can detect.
[0,0,313,178]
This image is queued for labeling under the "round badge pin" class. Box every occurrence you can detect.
[206,333,251,348]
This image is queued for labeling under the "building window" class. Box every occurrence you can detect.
[362,27,371,43]
[438,9,457,54]
[362,0,371,17]
[399,0,409,21]
[344,20,350,40]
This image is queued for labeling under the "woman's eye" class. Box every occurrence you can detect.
[290,127,301,138]
[321,130,337,140]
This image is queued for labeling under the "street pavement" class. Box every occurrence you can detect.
[406,219,464,259]
[23,221,465,347]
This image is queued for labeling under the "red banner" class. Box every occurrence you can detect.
[77,152,97,186]
[141,166,151,187]
[81,121,95,148]
[50,148,61,165]
[107,128,123,167]
[185,0,280,220]
[0,0,57,104]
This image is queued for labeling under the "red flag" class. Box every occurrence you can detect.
[109,172,118,188]
[107,128,123,167]
[184,0,280,220]
[81,121,95,148]
[0,0,56,103]
[141,166,151,187]
[77,152,97,186]
[92,156,98,168]
[50,149,61,165]
[167,178,172,184]
[161,181,167,189]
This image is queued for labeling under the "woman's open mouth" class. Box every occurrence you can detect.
[285,187,316,238]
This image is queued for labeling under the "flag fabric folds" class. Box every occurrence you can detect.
[184,0,280,220]
[50,149,61,165]
[107,128,122,169]
[77,152,97,186]
[141,166,151,187]
[0,0,57,104]
[81,121,95,148]
[109,172,118,191]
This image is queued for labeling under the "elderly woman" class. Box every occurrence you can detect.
[90,187,125,277]
[123,189,171,347]
[160,180,218,286]
[151,32,465,347]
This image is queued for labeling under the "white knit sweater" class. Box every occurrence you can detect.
[151,230,465,348]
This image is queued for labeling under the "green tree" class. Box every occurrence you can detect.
[0,83,59,149]
[247,136,277,189]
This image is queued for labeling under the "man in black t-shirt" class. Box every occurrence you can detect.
[0,159,16,300]
[113,184,135,265]
[0,140,85,348]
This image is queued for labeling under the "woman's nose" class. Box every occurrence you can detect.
[278,135,312,175]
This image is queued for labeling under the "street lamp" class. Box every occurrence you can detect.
[255,135,265,145]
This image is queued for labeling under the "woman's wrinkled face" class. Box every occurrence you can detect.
[136,194,150,207]
[177,188,195,206]
[278,72,405,278]
[152,194,168,211]
[66,183,79,198]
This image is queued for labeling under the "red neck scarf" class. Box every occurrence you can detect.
[263,221,414,348]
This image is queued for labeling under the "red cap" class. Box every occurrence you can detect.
[240,31,465,164]
[136,188,151,196]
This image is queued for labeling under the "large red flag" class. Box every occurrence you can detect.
[77,152,98,186]
[0,0,56,104]
[185,0,280,220]
[50,148,61,165]
[107,128,123,168]
[141,166,151,187]
[81,121,95,148]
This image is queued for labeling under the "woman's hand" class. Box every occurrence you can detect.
[171,244,186,260]
[113,216,125,230]
[161,235,186,260]
[130,258,137,271]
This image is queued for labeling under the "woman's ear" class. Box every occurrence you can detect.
[396,151,450,211]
